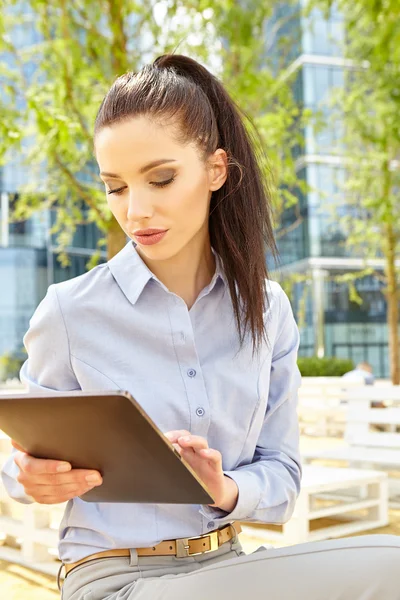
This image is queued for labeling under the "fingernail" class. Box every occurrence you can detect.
[86,474,102,484]
[180,436,191,442]
[57,463,71,472]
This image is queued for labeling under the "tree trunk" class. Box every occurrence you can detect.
[384,220,400,385]
[107,215,127,260]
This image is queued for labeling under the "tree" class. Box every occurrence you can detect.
[307,0,400,383]
[0,0,160,264]
[184,1,310,235]
[0,0,307,267]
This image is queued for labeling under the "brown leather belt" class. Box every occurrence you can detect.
[64,522,241,578]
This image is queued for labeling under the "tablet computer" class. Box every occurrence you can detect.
[0,390,215,505]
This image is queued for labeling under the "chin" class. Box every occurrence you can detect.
[134,240,182,262]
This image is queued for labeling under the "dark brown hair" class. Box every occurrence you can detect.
[94,54,278,352]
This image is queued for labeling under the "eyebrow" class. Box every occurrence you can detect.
[100,159,177,179]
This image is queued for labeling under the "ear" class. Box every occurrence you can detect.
[208,149,228,191]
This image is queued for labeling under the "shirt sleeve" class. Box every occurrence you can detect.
[1,285,80,504]
[199,285,302,524]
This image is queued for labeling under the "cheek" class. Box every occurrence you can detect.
[173,177,210,224]
[107,197,123,218]
[106,197,130,232]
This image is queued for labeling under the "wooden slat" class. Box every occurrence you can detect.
[345,432,400,448]
[309,498,379,520]
[347,408,400,425]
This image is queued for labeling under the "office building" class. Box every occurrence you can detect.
[270,2,389,376]
[0,4,104,371]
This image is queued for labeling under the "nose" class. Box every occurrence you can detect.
[126,191,154,222]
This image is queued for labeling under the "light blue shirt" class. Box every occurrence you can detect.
[342,369,375,385]
[1,241,302,563]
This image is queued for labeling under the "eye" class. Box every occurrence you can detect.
[150,175,176,188]
[107,186,126,195]
[106,175,176,195]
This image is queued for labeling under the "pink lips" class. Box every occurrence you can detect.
[133,228,168,246]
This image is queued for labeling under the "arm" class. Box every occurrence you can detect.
[1,285,81,504]
[200,286,302,524]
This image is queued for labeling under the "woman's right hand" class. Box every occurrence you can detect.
[11,440,103,504]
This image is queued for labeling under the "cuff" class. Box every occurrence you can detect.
[1,456,35,505]
[199,469,261,523]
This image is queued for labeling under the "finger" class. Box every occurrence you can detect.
[177,435,208,452]
[172,443,182,454]
[35,486,98,505]
[18,469,103,487]
[36,495,76,505]
[198,448,223,471]
[14,452,72,476]
[24,481,101,499]
[11,440,26,453]
[164,430,191,443]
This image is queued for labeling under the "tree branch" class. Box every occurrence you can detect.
[59,0,93,146]
[53,153,105,221]
[275,215,304,239]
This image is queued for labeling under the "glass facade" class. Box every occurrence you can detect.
[0,6,105,371]
[271,3,392,377]
[301,2,344,57]
[0,247,47,359]
[0,203,105,366]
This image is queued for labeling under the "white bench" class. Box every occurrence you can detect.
[241,465,388,546]
[298,379,361,437]
[298,381,400,438]
[0,432,64,576]
[302,396,400,506]
[0,489,64,577]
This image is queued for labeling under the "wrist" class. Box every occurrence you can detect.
[215,475,239,513]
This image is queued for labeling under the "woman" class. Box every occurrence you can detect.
[2,54,399,600]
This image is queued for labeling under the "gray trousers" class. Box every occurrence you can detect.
[61,534,400,600]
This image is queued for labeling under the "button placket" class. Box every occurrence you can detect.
[186,369,211,436]
[168,299,211,438]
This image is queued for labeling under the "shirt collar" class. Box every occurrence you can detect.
[107,240,227,306]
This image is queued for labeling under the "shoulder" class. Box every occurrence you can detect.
[264,279,293,320]
[53,262,111,299]
[31,262,113,326]
[342,370,356,378]
[263,280,299,354]
[30,263,111,327]
[50,262,119,317]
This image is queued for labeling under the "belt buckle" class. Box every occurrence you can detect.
[176,530,219,558]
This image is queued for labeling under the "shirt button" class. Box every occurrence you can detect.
[187,368,196,378]
[196,407,205,417]
[207,521,215,529]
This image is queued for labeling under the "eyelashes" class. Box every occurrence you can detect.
[107,176,176,196]
[107,186,127,196]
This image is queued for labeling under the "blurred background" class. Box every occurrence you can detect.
[0,0,399,384]
[0,0,399,598]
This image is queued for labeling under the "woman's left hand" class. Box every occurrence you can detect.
[164,430,238,512]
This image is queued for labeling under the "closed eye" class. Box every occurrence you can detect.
[107,176,176,195]
[107,186,126,195]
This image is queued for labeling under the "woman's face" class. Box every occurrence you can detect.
[95,116,227,261]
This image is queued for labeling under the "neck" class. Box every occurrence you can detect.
[136,233,216,310]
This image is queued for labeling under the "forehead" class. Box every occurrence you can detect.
[95,116,191,170]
